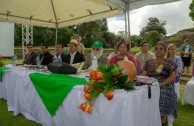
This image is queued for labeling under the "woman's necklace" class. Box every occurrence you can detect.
[155,59,164,73]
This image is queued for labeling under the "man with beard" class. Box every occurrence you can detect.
[83,40,108,70]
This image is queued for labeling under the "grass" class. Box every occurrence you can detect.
[0,99,41,126]
[173,85,194,126]
[1,58,23,64]
[0,84,194,126]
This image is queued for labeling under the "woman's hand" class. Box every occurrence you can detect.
[159,83,164,87]
[159,71,175,88]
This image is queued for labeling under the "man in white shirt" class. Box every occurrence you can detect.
[64,39,85,64]
[135,42,155,72]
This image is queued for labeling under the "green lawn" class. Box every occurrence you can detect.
[173,85,194,126]
[1,58,23,65]
[0,99,41,126]
[0,84,193,126]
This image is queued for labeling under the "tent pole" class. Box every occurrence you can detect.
[55,26,58,53]
[127,1,131,41]
[125,10,127,39]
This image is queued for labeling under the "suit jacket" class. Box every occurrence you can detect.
[64,51,85,64]
[40,51,53,65]
[23,51,37,65]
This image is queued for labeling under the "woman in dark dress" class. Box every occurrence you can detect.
[141,42,177,126]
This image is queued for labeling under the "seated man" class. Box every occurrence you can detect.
[40,43,53,65]
[83,40,108,70]
[64,39,85,64]
[23,43,37,65]
[53,43,66,62]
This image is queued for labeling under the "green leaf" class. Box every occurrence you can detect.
[115,75,128,84]
[89,89,101,103]
[108,64,122,76]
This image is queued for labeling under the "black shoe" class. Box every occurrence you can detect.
[162,123,166,126]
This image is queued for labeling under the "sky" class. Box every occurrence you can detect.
[107,0,193,36]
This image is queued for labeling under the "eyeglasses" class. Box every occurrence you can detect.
[92,48,100,51]
[155,47,164,51]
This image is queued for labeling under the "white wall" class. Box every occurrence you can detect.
[0,22,14,57]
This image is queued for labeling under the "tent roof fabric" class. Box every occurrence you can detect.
[0,0,181,28]
[0,0,122,28]
[104,0,181,10]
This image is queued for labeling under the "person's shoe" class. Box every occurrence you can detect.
[162,123,166,126]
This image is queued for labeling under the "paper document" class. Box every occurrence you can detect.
[71,62,85,72]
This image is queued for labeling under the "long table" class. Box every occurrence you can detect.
[182,77,194,106]
[0,67,162,126]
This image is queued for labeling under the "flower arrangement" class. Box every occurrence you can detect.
[78,61,137,114]
[0,55,3,67]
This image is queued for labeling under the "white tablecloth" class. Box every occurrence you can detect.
[0,67,162,126]
[182,77,194,106]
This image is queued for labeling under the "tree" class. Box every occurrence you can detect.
[145,30,161,46]
[73,19,108,38]
[117,31,125,38]
[33,26,55,46]
[140,17,166,39]
[14,24,22,46]
[189,0,194,21]
[131,35,143,47]
[72,19,119,48]
[57,27,74,46]
[14,18,121,48]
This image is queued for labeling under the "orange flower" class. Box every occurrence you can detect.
[97,79,103,83]
[85,104,93,114]
[106,91,113,100]
[90,70,98,79]
[84,86,91,93]
[84,93,90,101]
[96,72,103,80]
[78,103,87,111]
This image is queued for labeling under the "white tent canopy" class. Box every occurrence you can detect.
[0,0,181,43]
[0,0,122,28]
[103,0,181,11]
[0,0,181,29]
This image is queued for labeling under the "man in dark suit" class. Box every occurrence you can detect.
[53,43,66,62]
[64,39,85,64]
[40,43,53,65]
[23,43,37,65]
